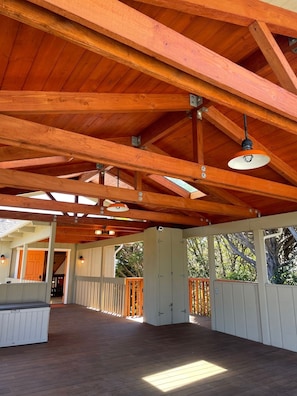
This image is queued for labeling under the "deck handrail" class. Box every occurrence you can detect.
[75,276,210,318]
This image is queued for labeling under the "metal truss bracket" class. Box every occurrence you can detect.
[289,37,297,54]
[132,136,141,147]
[189,94,203,107]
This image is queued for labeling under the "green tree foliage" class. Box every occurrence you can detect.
[266,227,297,284]
[187,237,209,278]
[187,227,297,284]
[215,232,256,281]
[115,242,144,277]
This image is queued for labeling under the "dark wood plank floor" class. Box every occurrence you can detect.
[1,304,297,395]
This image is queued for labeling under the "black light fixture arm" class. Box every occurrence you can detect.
[242,114,253,151]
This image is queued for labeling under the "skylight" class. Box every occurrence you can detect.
[165,176,206,198]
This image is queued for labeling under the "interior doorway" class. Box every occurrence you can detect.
[16,248,71,304]
[50,251,67,304]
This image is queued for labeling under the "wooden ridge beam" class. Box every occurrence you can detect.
[0,114,296,205]
[0,91,192,113]
[27,0,297,122]
[1,0,297,135]
[0,193,207,226]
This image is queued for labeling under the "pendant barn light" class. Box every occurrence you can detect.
[106,201,129,212]
[106,168,129,212]
[228,115,270,170]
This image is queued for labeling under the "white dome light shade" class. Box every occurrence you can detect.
[106,202,129,212]
[228,149,270,170]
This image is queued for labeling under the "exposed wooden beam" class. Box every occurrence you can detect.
[0,156,69,169]
[0,146,52,161]
[0,168,255,218]
[2,0,297,135]
[0,193,208,226]
[0,114,296,205]
[0,208,147,229]
[26,0,297,123]
[133,0,297,37]
[139,113,189,146]
[249,21,297,93]
[0,91,192,113]
[204,106,297,186]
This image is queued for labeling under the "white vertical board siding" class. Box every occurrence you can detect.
[266,284,297,352]
[0,283,47,304]
[243,284,261,342]
[213,280,261,342]
[232,282,247,339]
[0,307,50,347]
[222,282,235,335]
[158,229,173,326]
[171,232,188,324]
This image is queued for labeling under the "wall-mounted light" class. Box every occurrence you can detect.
[0,254,5,264]
[79,255,85,264]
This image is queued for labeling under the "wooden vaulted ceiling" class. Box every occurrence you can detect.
[0,0,297,243]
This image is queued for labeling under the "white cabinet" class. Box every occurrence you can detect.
[0,303,50,347]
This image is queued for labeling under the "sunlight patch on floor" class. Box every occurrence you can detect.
[142,360,227,392]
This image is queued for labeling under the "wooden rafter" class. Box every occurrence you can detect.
[133,0,297,37]
[249,21,297,93]
[25,0,297,122]
[1,0,297,136]
[0,168,256,218]
[0,91,192,113]
[139,113,189,146]
[0,193,205,227]
[0,114,296,204]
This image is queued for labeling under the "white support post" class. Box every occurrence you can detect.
[254,228,271,345]
[45,221,57,303]
[20,244,28,280]
[208,235,216,330]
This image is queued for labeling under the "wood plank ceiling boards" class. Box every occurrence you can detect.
[0,0,296,243]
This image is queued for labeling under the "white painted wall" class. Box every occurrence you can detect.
[213,280,262,342]
[76,246,115,277]
[266,284,297,352]
[0,242,12,283]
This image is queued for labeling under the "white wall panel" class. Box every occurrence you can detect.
[266,285,284,348]
[279,288,297,351]
[233,282,247,339]
[222,282,235,334]
[213,282,224,332]
[243,284,261,342]
[0,283,47,304]
[213,280,261,342]
[266,284,297,352]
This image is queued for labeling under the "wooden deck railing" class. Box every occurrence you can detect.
[188,277,211,316]
[124,277,144,317]
[75,276,210,318]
